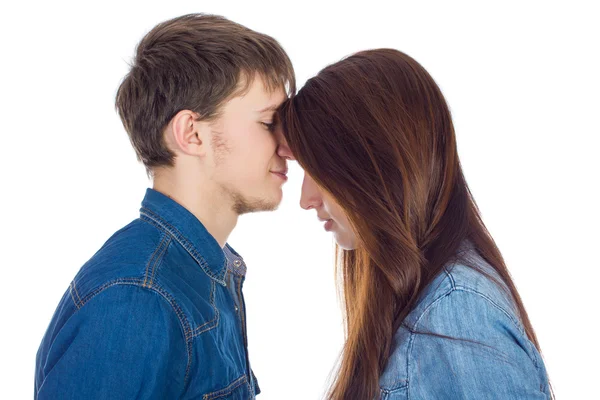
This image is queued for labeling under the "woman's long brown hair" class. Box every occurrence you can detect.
[280,49,550,399]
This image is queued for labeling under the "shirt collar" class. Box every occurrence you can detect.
[139,188,230,283]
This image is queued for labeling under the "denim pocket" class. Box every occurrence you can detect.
[203,375,252,400]
[379,385,408,400]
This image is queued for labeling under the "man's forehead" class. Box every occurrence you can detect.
[257,104,280,113]
[237,72,283,94]
[226,74,286,113]
[249,88,286,113]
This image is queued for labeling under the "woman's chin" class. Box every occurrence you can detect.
[334,233,357,251]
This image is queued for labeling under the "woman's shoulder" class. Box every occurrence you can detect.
[405,251,521,332]
[379,251,549,398]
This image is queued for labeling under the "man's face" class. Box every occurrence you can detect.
[206,76,288,215]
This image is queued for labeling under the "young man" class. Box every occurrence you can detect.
[35,14,295,399]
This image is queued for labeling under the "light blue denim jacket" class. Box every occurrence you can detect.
[378,248,551,399]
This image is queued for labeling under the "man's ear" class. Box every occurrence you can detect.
[169,109,209,157]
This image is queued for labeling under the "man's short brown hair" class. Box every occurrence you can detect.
[115,14,295,172]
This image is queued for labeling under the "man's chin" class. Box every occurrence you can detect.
[232,193,281,215]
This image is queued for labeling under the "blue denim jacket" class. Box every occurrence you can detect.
[35,188,260,399]
[378,247,551,399]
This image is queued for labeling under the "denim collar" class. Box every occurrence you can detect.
[139,188,230,285]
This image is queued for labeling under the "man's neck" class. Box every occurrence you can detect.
[152,172,237,248]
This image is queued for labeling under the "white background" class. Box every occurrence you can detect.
[1,1,598,398]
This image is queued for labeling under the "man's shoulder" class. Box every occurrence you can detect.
[72,218,163,296]
[68,217,217,331]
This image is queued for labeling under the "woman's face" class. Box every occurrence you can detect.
[275,125,358,250]
[299,173,358,250]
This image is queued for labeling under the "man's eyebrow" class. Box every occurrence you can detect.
[256,104,280,113]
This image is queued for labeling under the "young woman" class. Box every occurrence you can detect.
[278,49,552,399]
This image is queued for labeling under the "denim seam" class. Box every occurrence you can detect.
[190,279,220,337]
[203,375,247,400]
[454,286,540,370]
[75,278,193,392]
[140,209,227,286]
[251,369,260,396]
[444,265,526,332]
[143,232,169,288]
[406,286,541,392]
[380,383,408,395]
[149,236,172,288]
[69,281,83,309]
[405,284,461,400]
[452,287,524,334]
[236,276,253,395]
[443,265,457,289]
[138,212,164,232]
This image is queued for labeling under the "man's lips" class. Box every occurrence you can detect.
[271,169,288,181]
